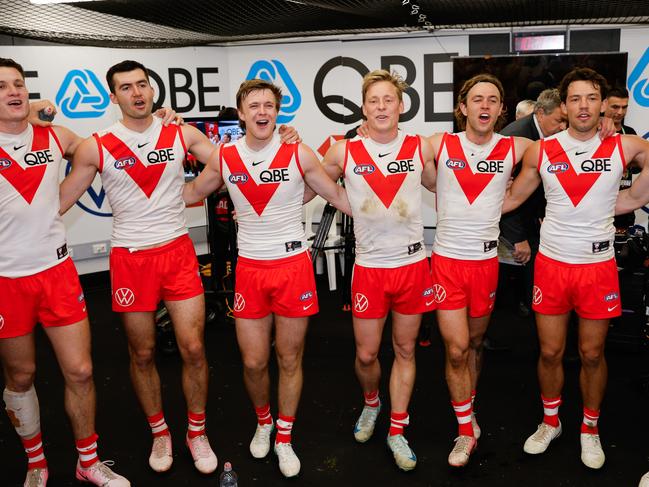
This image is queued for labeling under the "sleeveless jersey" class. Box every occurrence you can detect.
[96,118,188,248]
[434,132,517,260]
[343,133,426,268]
[538,130,625,263]
[221,134,306,260]
[0,124,68,277]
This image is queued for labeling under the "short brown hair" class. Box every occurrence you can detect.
[0,58,25,79]
[361,69,408,103]
[558,67,609,103]
[236,79,283,129]
[106,60,149,94]
[454,74,507,131]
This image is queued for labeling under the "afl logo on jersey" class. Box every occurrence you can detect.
[229,173,249,184]
[114,157,136,170]
[0,158,12,171]
[353,164,375,175]
[604,292,618,302]
[446,158,465,170]
[300,291,313,301]
[547,162,569,174]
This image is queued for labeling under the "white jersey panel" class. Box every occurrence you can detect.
[433,132,516,260]
[221,134,307,260]
[0,125,69,277]
[96,118,188,248]
[343,133,426,268]
[538,131,625,263]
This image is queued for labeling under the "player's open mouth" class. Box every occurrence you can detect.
[256,120,270,126]
[7,100,22,106]
[479,113,490,122]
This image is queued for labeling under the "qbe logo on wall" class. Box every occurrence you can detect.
[246,60,301,123]
[56,69,110,119]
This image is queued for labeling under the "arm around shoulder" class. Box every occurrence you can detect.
[59,136,100,214]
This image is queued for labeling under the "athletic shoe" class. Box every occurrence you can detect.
[24,467,48,487]
[639,471,649,487]
[580,433,605,469]
[523,421,562,454]
[472,413,481,440]
[75,460,130,486]
[386,434,417,471]
[249,423,273,458]
[354,401,381,443]
[448,435,477,467]
[523,421,561,455]
[149,434,173,472]
[185,434,218,474]
[274,442,301,477]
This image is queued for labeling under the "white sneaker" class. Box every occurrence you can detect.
[24,467,48,487]
[580,433,605,469]
[75,460,130,486]
[472,413,481,440]
[448,435,477,467]
[386,434,417,471]
[274,442,301,477]
[639,471,649,487]
[523,422,562,454]
[354,402,381,443]
[185,434,218,474]
[149,434,173,472]
[249,423,273,458]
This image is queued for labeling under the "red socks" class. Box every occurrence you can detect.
[22,432,47,470]
[581,407,600,434]
[542,395,562,427]
[388,411,409,436]
[364,390,380,408]
[275,414,295,444]
[452,398,474,437]
[147,411,170,438]
[75,433,99,468]
[187,411,206,439]
[255,404,273,426]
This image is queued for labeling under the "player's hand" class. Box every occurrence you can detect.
[154,107,184,126]
[278,125,301,144]
[28,100,56,127]
[598,116,616,139]
[513,240,531,264]
[356,121,370,138]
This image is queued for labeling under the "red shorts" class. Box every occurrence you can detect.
[533,253,621,319]
[110,234,203,312]
[430,253,498,318]
[234,251,318,319]
[0,258,87,339]
[351,259,434,318]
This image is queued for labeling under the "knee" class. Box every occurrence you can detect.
[579,346,604,367]
[130,346,156,369]
[4,362,36,392]
[65,360,93,386]
[469,334,485,351]
[393,342,416,362]
[277,352,301,375]
[243,356,267,375]
[356,348,379,368]
[539,347,563,366]
[446,345,469,369]
[179,340,206,366]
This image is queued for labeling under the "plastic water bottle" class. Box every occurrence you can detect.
[219,462,238,487]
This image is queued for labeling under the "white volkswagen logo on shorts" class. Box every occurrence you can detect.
[0,314,4,331]
[354,293,369,313]
[433,284,447,303]
[114,287,135,307]
[234,293,246,312]
[533,286,543,305]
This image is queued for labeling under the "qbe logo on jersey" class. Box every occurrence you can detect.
[56,69,110,119]
[246,60,301,124]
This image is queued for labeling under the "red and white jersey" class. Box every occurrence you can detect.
[343,133,426,268]
[95,118,188,248]
[434,132,517,260]
[0,124,69,277]
[221,134,306,260]
[538,131,625,263]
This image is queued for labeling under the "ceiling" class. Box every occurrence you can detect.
[2,0,649,47]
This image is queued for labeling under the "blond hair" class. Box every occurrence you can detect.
[362,69,408,103]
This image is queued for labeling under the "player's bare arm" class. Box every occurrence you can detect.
[303,138,345,204]
[420,135,437,192]
[182,124,224,206]
[615,135,649,214]
[502,140,542,214]
[299,142,351,216]
[59,135,101,214]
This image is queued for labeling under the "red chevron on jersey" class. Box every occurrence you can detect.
[0,126,50,204]
[222,143,296,216]
[443,133,512,205]
[544,136,617,207]
[99,125,178,198]
[348,135,418,209]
